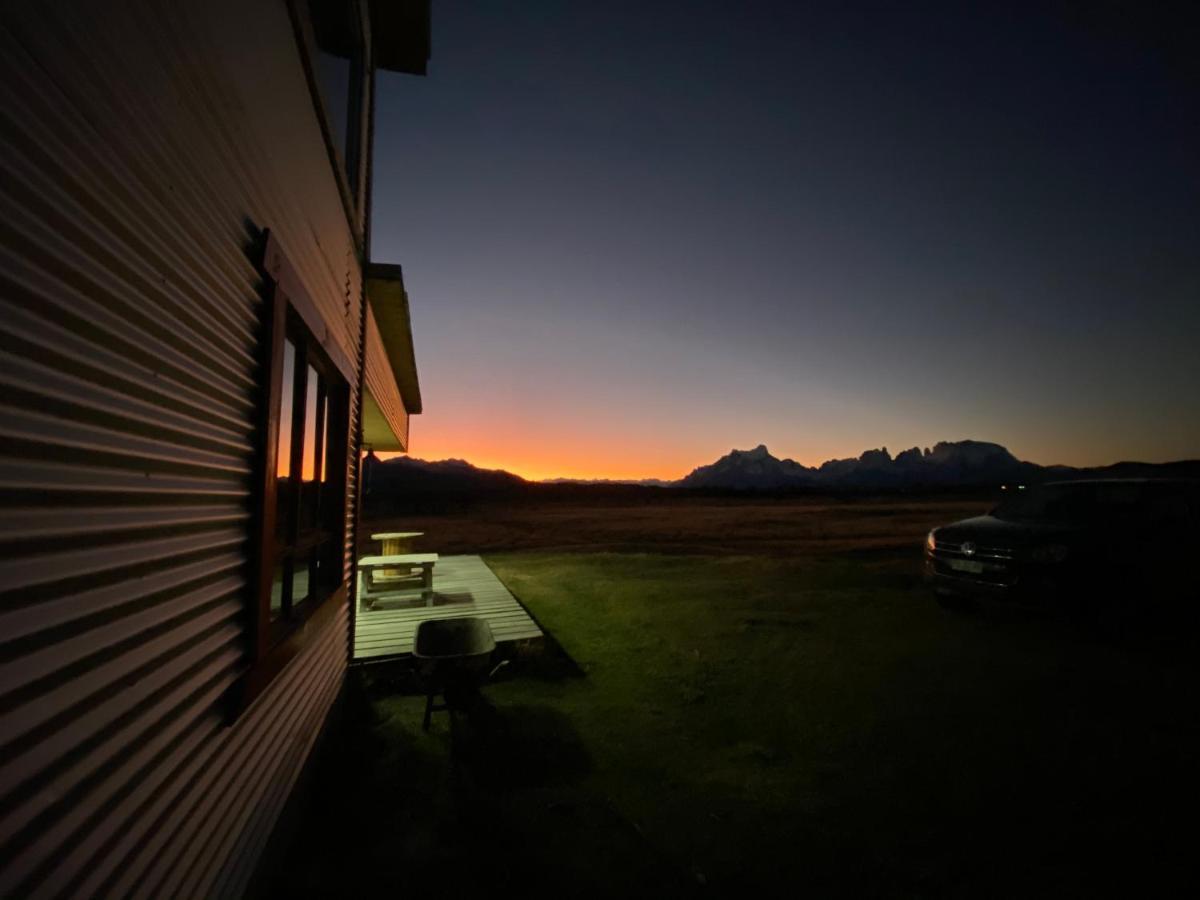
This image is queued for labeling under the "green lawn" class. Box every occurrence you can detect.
[272,550,1198,898]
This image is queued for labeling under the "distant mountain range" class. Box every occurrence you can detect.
[365,456,526,494]
[364,440,1199,496]
[540,477,676,488]
[678,441,1039,490]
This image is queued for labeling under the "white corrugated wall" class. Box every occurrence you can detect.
[0,1,366,895]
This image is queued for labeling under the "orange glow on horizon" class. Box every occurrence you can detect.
[371,401,1181,483]
[372,417,1189,482]
[374,428,873,483]
[374,448,692,482]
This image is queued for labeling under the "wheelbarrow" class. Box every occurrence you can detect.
[413,617,505,730]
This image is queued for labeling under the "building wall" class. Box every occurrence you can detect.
[0,1,368,895]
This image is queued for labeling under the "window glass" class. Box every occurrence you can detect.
[315,51,350,162]
[275,339,297,539]
[292,550,313,608]
[302,365,319,481]
[319,387,330,484]
[277,339,296,478]
[301,365,320,528]
[320,389,339,520]
[307,0,360,185]
[269,561,286,622]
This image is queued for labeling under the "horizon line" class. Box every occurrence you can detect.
[374,441,1200,484]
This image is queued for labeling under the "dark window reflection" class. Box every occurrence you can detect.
[292,550,313,609]
[315,51,350,161]
[270,561,286,622]
[319,393,330,484]
[277,339,295,478]
[275,338,296,540]
[306,0,361,189]
[267,321,347,633]
[300,365,320,529]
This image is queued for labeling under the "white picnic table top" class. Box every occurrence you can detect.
[371,532,424,541]
[359,553,439,567]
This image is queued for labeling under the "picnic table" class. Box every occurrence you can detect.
[370,533,424,578]
[359,553,439,609]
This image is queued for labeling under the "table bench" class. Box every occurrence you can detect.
[359,553,439,609]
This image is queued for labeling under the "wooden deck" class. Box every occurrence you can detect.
[352,554,543,660]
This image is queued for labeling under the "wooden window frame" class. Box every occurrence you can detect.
[270,321,347,621]
[230,231,356,717]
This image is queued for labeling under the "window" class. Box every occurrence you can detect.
[296,0,367,213]
[237,231,354,714]
[269,342,345,625]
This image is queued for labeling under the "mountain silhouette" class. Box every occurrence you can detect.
[364,452,526,494]
[366,441,1199,496]
[677,444,815,490]
[680,440,1041,489]
[678,440,1196,490]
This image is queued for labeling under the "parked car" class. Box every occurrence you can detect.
[924,479,1199,613]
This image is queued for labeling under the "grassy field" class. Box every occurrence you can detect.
[270,496,1199,898]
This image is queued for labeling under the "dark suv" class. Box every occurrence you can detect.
[924,479,1199,611]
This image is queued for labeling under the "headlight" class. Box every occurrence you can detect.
[1031,544,1068,563]
[925,530,937,552]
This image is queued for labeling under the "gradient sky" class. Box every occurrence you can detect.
[371,1,1200,481]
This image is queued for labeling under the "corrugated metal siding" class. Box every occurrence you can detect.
[0,1,364,896]
[364,305,411,451]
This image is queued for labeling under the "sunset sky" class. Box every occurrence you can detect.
[370,1,1200,482]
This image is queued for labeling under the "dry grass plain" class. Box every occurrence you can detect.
[359,492,992,557]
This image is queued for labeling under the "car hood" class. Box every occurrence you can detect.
[934,515,1077,547]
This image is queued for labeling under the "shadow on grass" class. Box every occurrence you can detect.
[263,668,690,897]
[441,696,594,790]
[505,630,587,682]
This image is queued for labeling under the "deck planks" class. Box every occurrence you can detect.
[352,554,542,659]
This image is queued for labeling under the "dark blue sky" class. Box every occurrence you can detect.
[372,1,1200,479]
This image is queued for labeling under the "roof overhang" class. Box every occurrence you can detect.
[371,0,431,75]
[366,262,422,415]
[361,387,405,452]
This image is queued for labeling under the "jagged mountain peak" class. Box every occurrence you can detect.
[678,444,813,490]
[682,439,1033,490]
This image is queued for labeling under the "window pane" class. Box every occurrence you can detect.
[292,550,313,608]
[307,0,358,176]
[319,389,329,484]
[277,339,296,478]
[315,52,350,161]
[302,366,319,481]
[269,560,286,622]
[275,339,297,540]
[300,365,320,529]
[314,542,329,591]
[313,384,327,522]
[313,538,336,596]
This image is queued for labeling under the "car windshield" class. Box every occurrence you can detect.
[990,482,1187,524]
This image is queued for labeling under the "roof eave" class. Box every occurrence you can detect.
[366,262,423,415]
[371,0,430,75]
